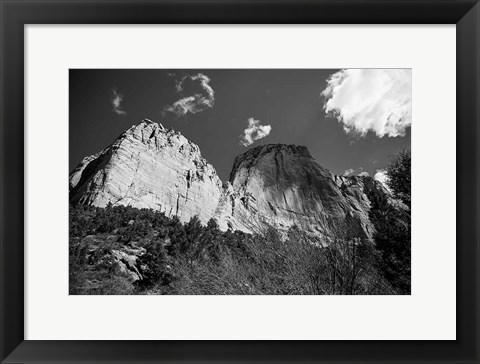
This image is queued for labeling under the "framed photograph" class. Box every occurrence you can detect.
[1,0,478,363]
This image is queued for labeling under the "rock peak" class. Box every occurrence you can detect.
[229,144,312,182]
[239,143,311,158]
[134,118,166,131]
[69,120,222,224]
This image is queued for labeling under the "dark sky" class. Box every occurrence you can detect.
[69,69,411,182]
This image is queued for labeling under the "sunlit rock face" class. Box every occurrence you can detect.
[213,144,391,241]
[69,120,223,224]
[70,120,403,241]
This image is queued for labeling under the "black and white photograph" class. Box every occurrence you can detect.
[69,69,411,295]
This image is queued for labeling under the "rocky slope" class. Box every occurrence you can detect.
[70,120,404,241]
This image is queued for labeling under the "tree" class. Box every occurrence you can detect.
[138,238,169,288]
[367,185,411,294]
[198,218,223,262]
[386,149,411,208]
[185,215,203,243]
[166,215,187,257]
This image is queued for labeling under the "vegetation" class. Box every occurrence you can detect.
[69,208,397,295]
[366,186,411,294]
[386,149,411,208]
[369,149,411,294]
[69,150,411,295]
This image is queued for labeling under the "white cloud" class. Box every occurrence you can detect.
[111,89,126,115]
[343,168,369,177]
[174,76,186,93]
[164,73,215,117]
[321,69,411,137]
[343,168,355,176]
[374,169,390,190]
[239,118,272,147]
[165,96,208,116]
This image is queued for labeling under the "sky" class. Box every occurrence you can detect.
[69,69,411,182]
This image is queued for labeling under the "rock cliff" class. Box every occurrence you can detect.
[70,119,223,224]
[213,144,395,241]
[70,120,404,241]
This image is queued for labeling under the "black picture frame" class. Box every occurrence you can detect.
[1,0,479,363]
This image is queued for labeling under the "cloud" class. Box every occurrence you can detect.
[111,89,126,115]
[321,69,411,137]
[343,168,369,177]
[374,169,390,190]
[164,73,215,117]
[239,118,272,147]
[343,168,355,176]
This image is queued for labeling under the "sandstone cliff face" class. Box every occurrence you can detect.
[70,120,402,241]
[70,120,223,224]
[213,144,393,241]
